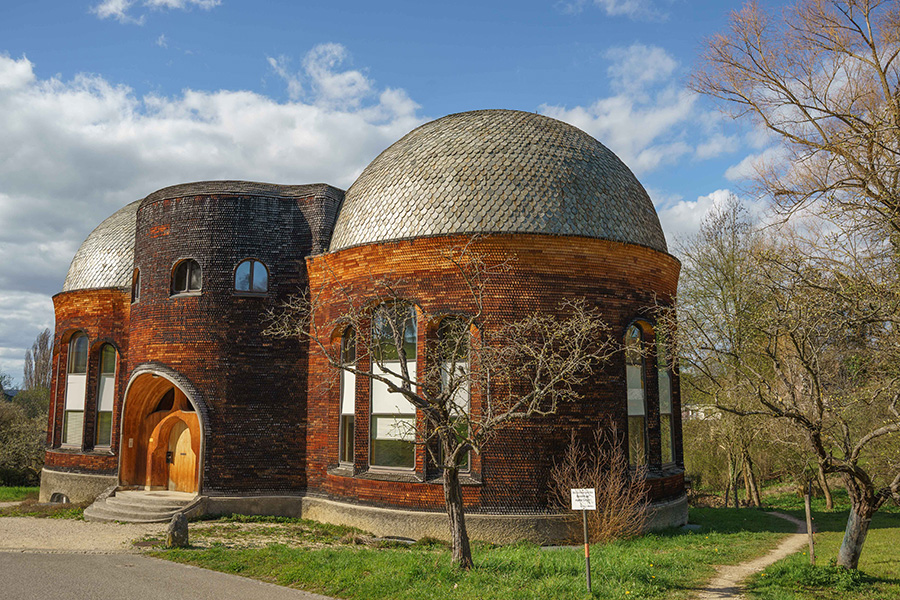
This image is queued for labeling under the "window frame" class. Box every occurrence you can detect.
[656,332,675,465]
[437,317,471,473]
[339,327,356,465]
[62,333,89,447]
[171,259,202,295]
[625,323,648,468]
[94,344,117,448]
[131,268,140,303]
[369,303,417,471]
[234,258,269,295]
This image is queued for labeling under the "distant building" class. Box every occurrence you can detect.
[40,110,686,541]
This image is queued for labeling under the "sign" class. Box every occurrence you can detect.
[570,488,596,511]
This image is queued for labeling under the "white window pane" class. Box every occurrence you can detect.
[65,374,87,411]
[340,370,355,415]
[64,411,84,445]
[628,393,646,416]
[658,370,672,414]
[626,364,643,393]
[371,361,416,414]
[373,415,415,441]
[97,374,115,412]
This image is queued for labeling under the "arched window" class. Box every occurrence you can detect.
[131,269,140,303]
[235,259,269,293]
[625,324,647,467]
[339,327,356,464]
[95,344,117,447]
[370,303,417,469]
[172,259,201,294]
[438,317,470,471]
[657,333,674,464]
[63,333,88,446]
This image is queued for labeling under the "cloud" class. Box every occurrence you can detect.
[0,49,422,377]
[724,147,786,181]
[156,34,168,48]
[557,0,667,21]
[541,44,697,174]
[656,189,735,245]
[91,0,220,24]
[267,44,380,109]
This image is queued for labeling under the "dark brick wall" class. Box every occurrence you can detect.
[45,288,130,474]
[305,234,684,513]
[128,186,342,495]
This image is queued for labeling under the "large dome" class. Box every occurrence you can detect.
[328,110,667,253]
[62,200,140,292]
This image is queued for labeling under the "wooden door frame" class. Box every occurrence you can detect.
[118,366,207,494]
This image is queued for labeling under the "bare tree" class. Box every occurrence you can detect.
[266,239,616,569]
[23,328,52,392]
[672,210,900,570]
[692,0,900,239]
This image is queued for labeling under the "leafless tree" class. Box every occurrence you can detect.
[266,239,617,569]
[23,328,52,392]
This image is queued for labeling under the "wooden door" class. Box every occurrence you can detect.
[167,420,197,492]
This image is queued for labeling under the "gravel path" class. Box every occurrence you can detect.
[0,517,166,553]
[694,511,809,600]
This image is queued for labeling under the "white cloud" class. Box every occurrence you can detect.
[0,50,422,379]
[541,44,697,174]
[694,134,739,160]
[557,0,666,21]
[156,34,168,48]
[657,189,735,245]
[724,147,786,181]
[91,0,220,24]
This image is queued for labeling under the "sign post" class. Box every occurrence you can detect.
[571,488,596,592]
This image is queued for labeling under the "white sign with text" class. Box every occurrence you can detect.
[570,488,596,511]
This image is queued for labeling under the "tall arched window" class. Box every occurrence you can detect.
[625,324,647,467]
[235,259,269,293]
[339,327,356,464]
[370,303,417,469]
[657,333,674,464]
[172,259,201,294]
[95,344,117,447]
[63,333,88,446]
[438,317,470,471]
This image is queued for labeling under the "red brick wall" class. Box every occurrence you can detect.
[45,288,130,473]
[305,234,684,513]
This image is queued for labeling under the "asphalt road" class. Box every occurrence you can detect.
[0,552,336,600]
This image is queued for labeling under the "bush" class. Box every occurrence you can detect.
[549,425,649,543]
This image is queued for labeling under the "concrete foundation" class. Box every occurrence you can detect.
[38,468,117,504]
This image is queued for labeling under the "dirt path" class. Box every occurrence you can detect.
[694,512,809,599]
[0,517,165,553]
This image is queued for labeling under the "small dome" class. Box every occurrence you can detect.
[62,201,140,292]
[329,110,667,253]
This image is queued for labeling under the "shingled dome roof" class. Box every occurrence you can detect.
[328,110,667,253]
[62,200,140,292]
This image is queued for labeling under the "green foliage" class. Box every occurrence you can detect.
[10,387,50,419]
[0,401,45,486]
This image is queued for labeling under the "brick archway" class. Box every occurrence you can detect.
[118,372,202,493]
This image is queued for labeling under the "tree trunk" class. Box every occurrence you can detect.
[443,466,473,569]
[837,503,875,570]
[742,451,761,508]
[817,463,833,511]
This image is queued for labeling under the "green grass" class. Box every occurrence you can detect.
[150,508,795,600]
[0,497,86,519]
[0,486,39,502]
[746,490,900,600]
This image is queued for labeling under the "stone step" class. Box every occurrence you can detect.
[83,490,199,523]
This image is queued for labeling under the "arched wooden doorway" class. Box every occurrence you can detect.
[119,373,201,493]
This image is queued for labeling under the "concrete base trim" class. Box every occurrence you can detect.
[38,468,118,504]
[197,493,689,545]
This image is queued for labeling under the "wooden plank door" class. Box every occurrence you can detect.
[167,421,197,492]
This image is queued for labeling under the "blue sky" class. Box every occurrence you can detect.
[0,0,781,379]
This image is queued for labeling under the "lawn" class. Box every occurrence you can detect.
[747,491,900,600]
[151,508,796,600]
[0,486,39,502]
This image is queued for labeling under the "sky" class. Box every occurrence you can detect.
[0,0,784,381]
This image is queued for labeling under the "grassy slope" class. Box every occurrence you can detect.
[153,509,795,600]
[747,492,900,600]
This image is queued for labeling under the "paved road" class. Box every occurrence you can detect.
[0,552,335,600]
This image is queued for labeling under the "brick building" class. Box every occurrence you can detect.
[40,110,686,541]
